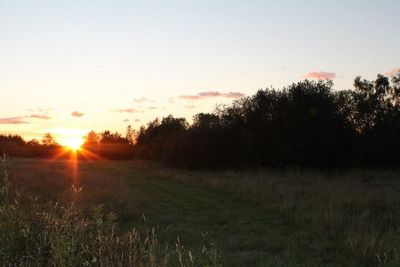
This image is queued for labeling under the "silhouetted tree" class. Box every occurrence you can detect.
[126,125,136,145]
[133,75,400,169]
[41,133,57,146]
[84,131,100,145]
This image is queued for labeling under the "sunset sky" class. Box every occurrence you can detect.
[1,0,399,144]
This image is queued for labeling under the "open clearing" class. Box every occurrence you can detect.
[6,158,400,266]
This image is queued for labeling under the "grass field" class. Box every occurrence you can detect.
[3,158,400,266]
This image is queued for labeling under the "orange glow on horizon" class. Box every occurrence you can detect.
[61,137,84,151]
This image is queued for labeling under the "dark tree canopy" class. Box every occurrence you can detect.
[133,75,400,169]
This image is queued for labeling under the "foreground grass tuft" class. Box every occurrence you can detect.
[0,161,220,267]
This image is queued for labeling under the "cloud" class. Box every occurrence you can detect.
[305,71,336,80]
[123,119,130,122]
[184,105,196,109]
[0,116,29,124]
[386,67,400,77]
[133,97,152,103]
[198,91,222,97]
[178,95,202,100]
[112,108,141,113]
[27,114,51,120]
[134,119,141,122]
[38,108,53,114]
[71,111,84,117]
[178,91,245,100]
[147,106,159,110]
[224,92,246,98]
[0,113,51,124]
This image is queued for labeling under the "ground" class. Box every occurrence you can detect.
[6,158,400,266]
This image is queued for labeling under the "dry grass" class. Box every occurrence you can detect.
[156,168,400,266]
[0,159,220,267]
[4,157,400,265]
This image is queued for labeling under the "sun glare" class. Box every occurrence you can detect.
[54,128,86,151]
[63,137,83,151]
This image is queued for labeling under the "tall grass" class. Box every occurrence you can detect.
[158,168,400,266]
[0,160,220,267]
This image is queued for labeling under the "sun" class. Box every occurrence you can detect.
[53,128,86,152]
[63,137,83,151]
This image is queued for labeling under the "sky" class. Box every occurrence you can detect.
[0,0,399,144]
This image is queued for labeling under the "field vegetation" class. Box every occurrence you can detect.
[0,159,219,267]
[2,158,400,266]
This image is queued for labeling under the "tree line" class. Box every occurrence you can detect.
[1,73,399,169]
[134,74,400,168]
[0,134,60,158]
[0,129,135,159]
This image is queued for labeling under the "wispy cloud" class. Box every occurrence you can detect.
[178,91,245,100]
[223,92,246,98]
[132,97,152,103]
[71,111,84,117]
[27,108,53,114]
[184,105,196,109]
[198,91,221,97]
[0,116,29,124]
[305,71,336,80]
[0,113,51,124]
[27,114,51,120]
[123,119,130,122]
[38,108,53,114]
[147,106,159,110]
[386,67,400,77]
[112,108,142,113]
[178,95,201,100]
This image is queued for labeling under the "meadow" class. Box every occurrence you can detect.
[2,158,400,266]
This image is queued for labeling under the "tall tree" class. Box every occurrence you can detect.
[41,133,56,146]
